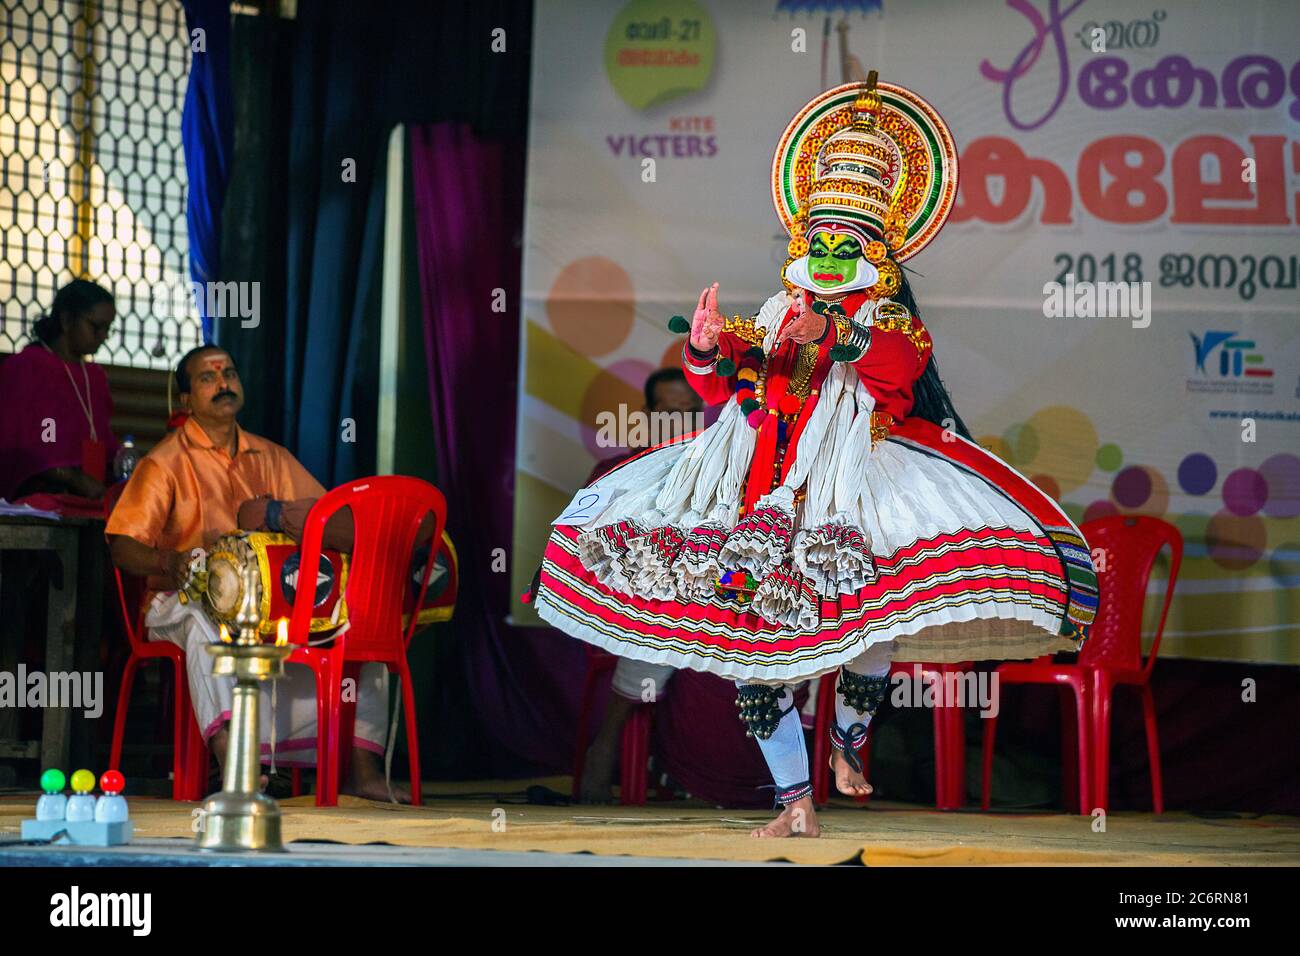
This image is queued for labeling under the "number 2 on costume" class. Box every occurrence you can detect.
[553,487,615,527]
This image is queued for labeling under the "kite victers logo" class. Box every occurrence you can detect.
[49,886,152,936]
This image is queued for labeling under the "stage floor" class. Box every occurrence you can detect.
[3,778,1298,866]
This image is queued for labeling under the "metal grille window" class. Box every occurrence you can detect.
[0,0,201,370]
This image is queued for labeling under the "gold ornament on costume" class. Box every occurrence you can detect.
[873,301,931,357]
[723,313,766,347]
[782,207,811,293]
[788,341,820,399]
[866,258,902,298]
[771,73,958,264]
[869,410,895,447]
[864,240,888,264]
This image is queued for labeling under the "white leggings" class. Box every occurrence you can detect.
[739,641,896,798]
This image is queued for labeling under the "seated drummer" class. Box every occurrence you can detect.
[106,345,410,801]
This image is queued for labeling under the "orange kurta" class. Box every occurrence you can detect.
[105,416,325,592]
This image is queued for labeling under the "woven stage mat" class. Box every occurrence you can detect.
[3,778,1297,866]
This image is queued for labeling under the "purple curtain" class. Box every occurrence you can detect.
[409,123,586,776]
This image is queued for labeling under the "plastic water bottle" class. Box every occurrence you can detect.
[113,436,139,482]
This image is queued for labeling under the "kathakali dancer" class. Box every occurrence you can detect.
[532,75,1097,836]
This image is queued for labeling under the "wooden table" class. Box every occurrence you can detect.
[0,514,106,772]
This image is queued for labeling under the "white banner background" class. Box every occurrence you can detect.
[513,0,1300,663]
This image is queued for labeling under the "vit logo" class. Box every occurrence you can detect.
[50,886,151,936]
[1190,331,1273,379]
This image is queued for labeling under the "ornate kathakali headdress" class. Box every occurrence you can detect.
[772,72,958,297]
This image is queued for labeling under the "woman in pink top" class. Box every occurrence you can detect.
[0,280,118,501]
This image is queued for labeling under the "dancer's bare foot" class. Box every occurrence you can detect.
[831,750,873,798]
[579,736,617,804]
[750,796,820,838]
[343,749,413,803]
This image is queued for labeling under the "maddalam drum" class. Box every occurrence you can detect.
[531,74,1098,838]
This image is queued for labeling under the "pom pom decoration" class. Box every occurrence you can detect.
[736,367,758,383]
[743,346,766,362]
[747,408,769,428]
[668,314,691,334]
[716,357,736,376]
[778,394,802,416]
[829,344,863,362]
[740,397,761,414]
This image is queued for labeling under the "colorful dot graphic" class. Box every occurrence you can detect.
[1095,443,1122,471]
[1177,453,1217,495]
[1222,468,1268,517]
[999,409,1300,574]
[1260,453,1300,519]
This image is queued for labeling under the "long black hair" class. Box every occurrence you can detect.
[891,271,973,441]
[32,279,114,345]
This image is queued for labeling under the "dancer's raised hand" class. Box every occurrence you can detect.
[690,283,725,352]
[774,289,828,348]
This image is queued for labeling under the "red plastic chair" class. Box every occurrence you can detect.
[105,482,208,802]
[812,660,971,809]
[570,647,656,806]
[981,515,1181,814]
[285,476,446,807]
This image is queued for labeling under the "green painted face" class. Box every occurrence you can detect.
[807,231,861,290]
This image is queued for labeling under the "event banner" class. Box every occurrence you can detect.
[512,0,1300,664]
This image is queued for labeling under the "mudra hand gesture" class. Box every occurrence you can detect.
[773,289,829,349]
[690,282,725,352]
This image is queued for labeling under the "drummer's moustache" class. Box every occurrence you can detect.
[214,389,238,402]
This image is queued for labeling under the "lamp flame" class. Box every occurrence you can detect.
[275,618,288,647]
[219,623,232,644]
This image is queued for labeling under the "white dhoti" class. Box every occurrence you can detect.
[145,592,390,767]
[610,657,675,702]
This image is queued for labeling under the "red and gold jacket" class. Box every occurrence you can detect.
[681,290,932,514]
